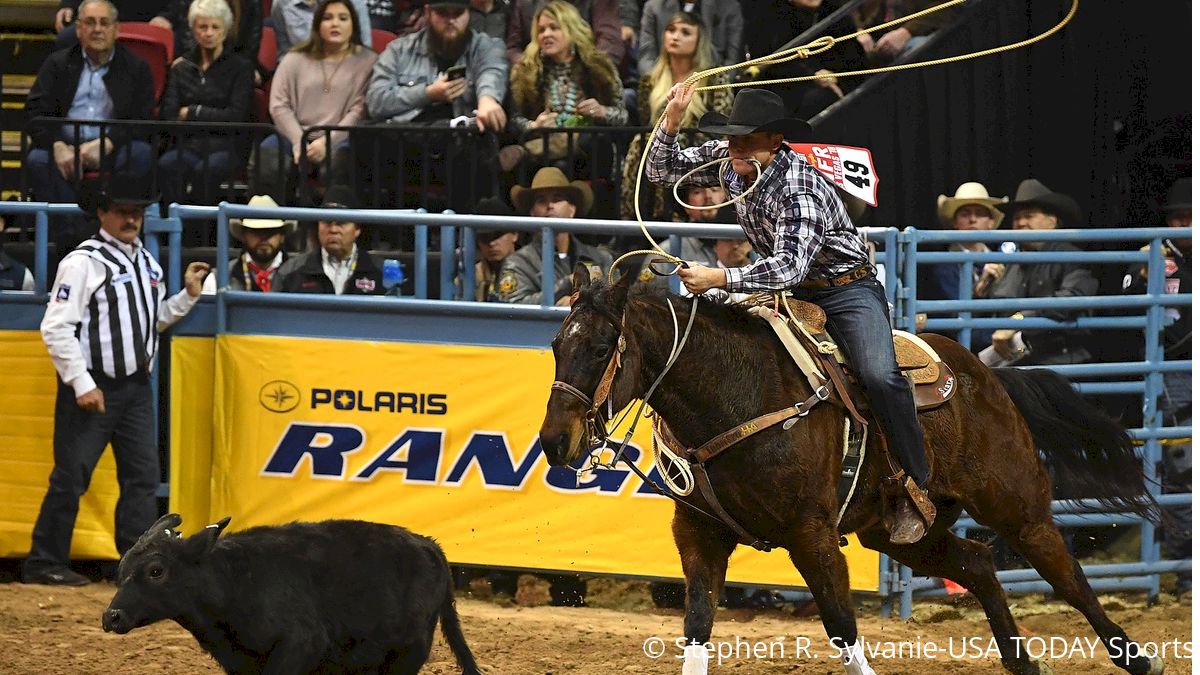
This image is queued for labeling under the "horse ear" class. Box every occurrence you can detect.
[571,262,593,294]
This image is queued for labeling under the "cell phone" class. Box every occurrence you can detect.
[445,65,466,81]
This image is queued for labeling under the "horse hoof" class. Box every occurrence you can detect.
[1144,654,1165,675]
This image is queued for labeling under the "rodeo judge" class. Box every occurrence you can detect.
[644,86,935,545]
[24,178,209,586]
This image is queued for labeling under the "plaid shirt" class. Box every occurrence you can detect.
[645,126,870,292]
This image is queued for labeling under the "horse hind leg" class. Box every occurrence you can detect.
[859,524,1044,675]
[986,510,1165,675]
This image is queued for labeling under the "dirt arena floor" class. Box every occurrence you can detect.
[0,574,1191,674]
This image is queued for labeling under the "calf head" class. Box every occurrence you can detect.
[102,513,232,634]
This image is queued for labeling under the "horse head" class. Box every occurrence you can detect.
[539,260,642,467]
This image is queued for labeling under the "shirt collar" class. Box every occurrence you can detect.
[97,227,141,257]
[82,47,115,69]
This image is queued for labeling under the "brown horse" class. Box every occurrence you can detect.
[538,266,1164,675]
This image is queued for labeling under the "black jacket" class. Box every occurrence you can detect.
[160,48,255,152]
[275,248,386,296]
[25,44,154,151]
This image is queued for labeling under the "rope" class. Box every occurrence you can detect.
[624,0,1080,269]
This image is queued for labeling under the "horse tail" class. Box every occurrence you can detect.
[439,572,481,675]
[991,367,1159,521]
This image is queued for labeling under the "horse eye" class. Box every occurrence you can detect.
[593,344,610,359]
[148,566,163,579]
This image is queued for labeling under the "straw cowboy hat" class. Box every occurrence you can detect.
[936,182,1008,227]
[999,178,1083,226]
[1161,177,1191,213]
[510,167,594,217]
[697,88,813,142]
[229,195,297,240]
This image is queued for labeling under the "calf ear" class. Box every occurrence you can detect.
[183,516,232,558]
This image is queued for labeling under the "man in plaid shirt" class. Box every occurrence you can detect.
[646,86,934,545]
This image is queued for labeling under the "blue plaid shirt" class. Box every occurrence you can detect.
[645,126,870,292]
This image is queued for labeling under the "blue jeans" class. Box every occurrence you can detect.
[794,276,930,486]
[253,133,351,204]
[158,147,233,204]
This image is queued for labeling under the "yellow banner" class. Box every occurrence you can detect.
[176,334,878,591]
[0,331,120,559]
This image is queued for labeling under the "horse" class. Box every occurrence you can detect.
[538,264,1164,675]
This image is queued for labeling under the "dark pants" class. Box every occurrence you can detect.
[252,133,352,205]
[794,276,930,486]
[24,375,159,574]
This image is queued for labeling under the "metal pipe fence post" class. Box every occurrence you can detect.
[540,227,554,307]
[34,209,48,293]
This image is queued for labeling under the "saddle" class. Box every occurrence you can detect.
[744,295,957,421]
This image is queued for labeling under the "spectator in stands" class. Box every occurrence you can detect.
[637,0,741,77]
[460,195,520,301]
[25,0,155,254]
[469,0,510,39]
[256,0,377,204]
[157,0,255,218]
[619,11,731,221]
[201,195,297,293]
[497,167,612,304]
[272,0,371,60]
[0,216,35,292]
[275,185,387,294]
[506,0,628,179]
[741,0,865,118]
[643,183,750,299]
[52,0,167,50]
[918,181,1008,351]
[151,0,263,79]
[618,0,639,50]
[851,0,957,66]
[505,0,623,69]
[977,178,1098,367]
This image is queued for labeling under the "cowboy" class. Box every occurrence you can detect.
[275,185,386,296]
[645,85,934,544]
[202,195,296,294]
[462,195,521,302]
[980,178,1098,366]
[497,166,613,305]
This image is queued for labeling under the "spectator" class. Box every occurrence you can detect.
[918,181,1008,351]
[0,216,35,292]
[644,183,750,301]
[256,0,377,204]
[637,0,741,77]
[24,178,209,586]
[25,0,155,255]
[505,0,623,69]
[497,166,612,304]
[275,185,387,294]
[1120,177,1191,593]
[978,178,1098,367]
[506,0,627,179]
[468,0,510,39]
[362,0,508,208]
[460,195,520,301]
[151,0,263,78]
[851,0,958,66]
[742,0,865,118]
[619,10,731,220]
[618,0,639,50]
[272,0,371,60]
[51,0,166,50]
[157,0,255,218]
[201,195,297,293]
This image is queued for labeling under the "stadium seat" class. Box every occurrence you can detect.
[259,26,278,73]
[371,29,396,53]
[253,86,271,123]
[118,22,174,102]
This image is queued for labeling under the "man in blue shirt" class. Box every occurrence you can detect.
[646,86,935,545]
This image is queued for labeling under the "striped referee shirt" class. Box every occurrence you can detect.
[41,229,197,397]
[645,126,870,292]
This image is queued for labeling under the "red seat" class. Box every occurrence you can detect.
[253,86,271,123]
[371,29,396,53]
[259,25,278,72]
[118,22,174,102]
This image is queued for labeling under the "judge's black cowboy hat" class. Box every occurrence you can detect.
[1161,177,1191,213]
[998,178,1083,227]
[697,88,813,142]
[78,174,159,216]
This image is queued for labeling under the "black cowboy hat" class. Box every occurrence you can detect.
[1161,177,1191,213]
[696,88,813,141]
[998,178,1083,227]
[321,184,358,210]
[78,173,159,216]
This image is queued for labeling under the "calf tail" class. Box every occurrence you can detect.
[440,574,481,675]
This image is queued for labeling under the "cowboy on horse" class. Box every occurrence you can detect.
[644,85,935,544]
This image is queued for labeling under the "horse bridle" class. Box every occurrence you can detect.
[550,332,627,446]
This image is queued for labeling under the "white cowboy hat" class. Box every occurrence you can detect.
[936,182,1008,228]
[229,195,297,241]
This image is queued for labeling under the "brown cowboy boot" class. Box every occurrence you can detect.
[887,473,937,545]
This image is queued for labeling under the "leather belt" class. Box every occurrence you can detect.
[797,264,874,290]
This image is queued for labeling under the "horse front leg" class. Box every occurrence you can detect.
[785,514,875,675]
[672,508,737,674]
